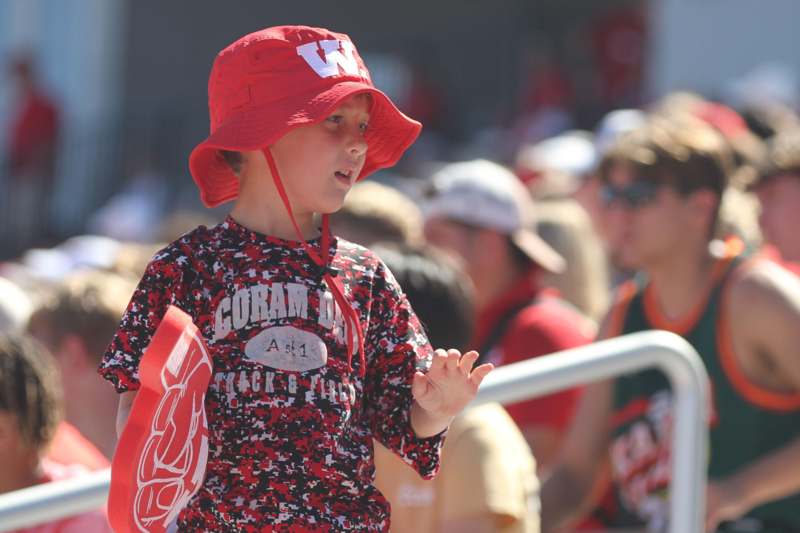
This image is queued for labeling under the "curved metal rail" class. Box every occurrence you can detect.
[0,330,708,532]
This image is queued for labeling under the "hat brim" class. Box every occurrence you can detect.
[511,229,566,274]
[189,81,421,208]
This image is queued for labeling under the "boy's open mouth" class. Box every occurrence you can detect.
[335,170,353,184]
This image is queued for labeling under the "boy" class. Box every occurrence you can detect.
[98,26,492,531]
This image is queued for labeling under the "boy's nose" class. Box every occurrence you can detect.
[347,134,368,158]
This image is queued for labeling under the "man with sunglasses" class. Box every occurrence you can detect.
[542,117,800,533]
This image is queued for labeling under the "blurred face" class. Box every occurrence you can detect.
[424,217,525,309]
[602,164,701,270]
[575,174,620,252]
[268,94,370,215]
[424,217,506,292]
[10,60,34,94]
[424,217,480,268]
[574,175,603,226]
[755,174,800,263]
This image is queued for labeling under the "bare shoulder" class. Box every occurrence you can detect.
[726,258,800,392]
[727,258,800,317]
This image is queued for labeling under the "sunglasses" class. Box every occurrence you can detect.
[600,181,663,208]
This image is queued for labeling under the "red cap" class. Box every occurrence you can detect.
[189,25,422,207]
[694,102,748,140]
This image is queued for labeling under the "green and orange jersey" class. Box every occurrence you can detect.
[603,245,800,532]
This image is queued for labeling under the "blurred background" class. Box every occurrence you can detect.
[1,1,800,531]
[0,0,797,258]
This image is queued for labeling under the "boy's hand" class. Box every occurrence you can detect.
[410,349,493,437]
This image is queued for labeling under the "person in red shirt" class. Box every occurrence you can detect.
[3,55,60,252]
[0,333,110,532]
[46,421,110,472]
[7,56,59,178]
[424,159,594,475]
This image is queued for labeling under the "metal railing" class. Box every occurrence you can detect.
[0,468,111,531]
[0,330,708,532]
[474,330,709,533]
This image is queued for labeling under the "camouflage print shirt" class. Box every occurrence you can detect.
[99,216,445,532]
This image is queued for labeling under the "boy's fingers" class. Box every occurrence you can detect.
[429,349,448,374]
[411,371,428,399]
[445,349,461,371]
[469,363,494,388]
[459,351,479,373]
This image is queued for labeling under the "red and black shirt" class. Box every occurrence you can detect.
[99,216,445,531]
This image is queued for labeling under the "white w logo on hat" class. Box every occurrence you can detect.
[296,39,361,78]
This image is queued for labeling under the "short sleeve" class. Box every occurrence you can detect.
[363,258,445,480]
[97,245,188,393]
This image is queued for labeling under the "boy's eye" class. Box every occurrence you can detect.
[327,115,343,124]
[359,122,369,133]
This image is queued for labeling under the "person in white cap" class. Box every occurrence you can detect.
[424,159,594,474]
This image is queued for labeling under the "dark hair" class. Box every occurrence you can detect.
[219,149,243,175]
[372,244,474,351]
[754,126,800,187]
[0,333,62,451]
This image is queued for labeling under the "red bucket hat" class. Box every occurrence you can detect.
[189,25,422,208]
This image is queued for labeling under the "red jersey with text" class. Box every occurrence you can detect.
[98,217,445,532]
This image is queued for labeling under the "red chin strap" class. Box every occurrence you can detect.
[261,148,366,376]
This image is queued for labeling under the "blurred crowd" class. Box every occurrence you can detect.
[2,43,800,533]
